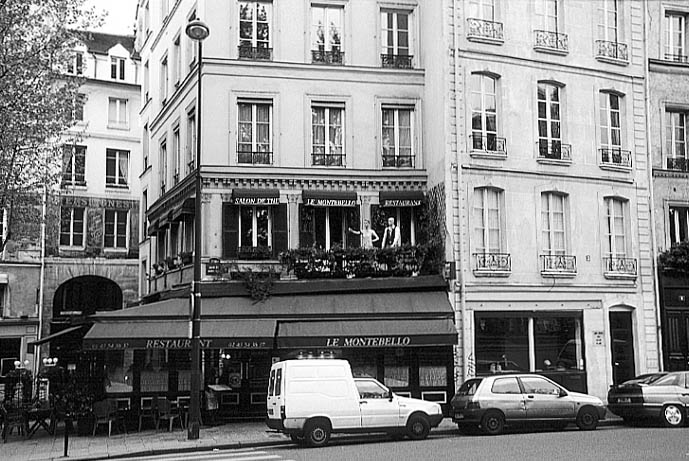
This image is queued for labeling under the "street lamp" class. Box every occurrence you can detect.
[186,18,209,441]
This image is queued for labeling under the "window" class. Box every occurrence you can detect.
[599,92,629,166]
[665,13,687,61]
[172,126,180,184]
[106,149,129,187]
[520,376,561,395]
[597,0,618,42]
[110,57,125,80]
[382,107,414,167]
[537,83,566,160]
[473,187,503,254]
[67,52,84,76]
[239,207,271,248]
[160,55,169,102]
[541,192,567,256]
[173,35,181,87]
[666,110,688,170]
[670,206,689,245]
[312,105,344,166]
[143,124,149,169]
[312,5,343,64]
[104,210,128,249]
[108,98,128,129]
[60,207,85,247]
[239,2,272,58]
[1,208,7,247]
[186,109,196,173]
[604,197,627,259]
[534,0,568,52]
[301,206,358,249]
[535,0,559,32]
[142,190,148,239]
[491,377,521,394]
[355,380,390,399]
[381,10,412,68]
[73,93,85,122]
[62,145,86,186]
[468,0,496,20]
[470,74,502,153]
[0,338,21,377]
[237,101,272,164]
[144,60,150,101]
[159,139,168,194]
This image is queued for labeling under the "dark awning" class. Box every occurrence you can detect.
[232,189,280,205]
[171,198,195,220]
[28,325,85,346]
[277,319,457,348]
[146,219,159,235]
[379,191,424,207]
[302,190,357,207]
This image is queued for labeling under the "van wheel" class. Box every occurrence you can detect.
[289,434,306,445]
[406,414,430,440]
[662,404,684,428]
[304,420,331,447]
[481,410,505,435]
[576,407,599,430]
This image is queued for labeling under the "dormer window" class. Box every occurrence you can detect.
[111,57,125,81]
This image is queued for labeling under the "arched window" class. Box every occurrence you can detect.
[470,74,503,154]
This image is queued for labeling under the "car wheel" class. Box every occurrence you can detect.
[457,423,480,435]
[481,410,505,435]
[290,434,306,445]
[662,404,684,428]
[576,407,599,431]
[406,414,430,440]
[304,420,331,448]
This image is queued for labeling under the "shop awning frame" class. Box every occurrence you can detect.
[29,325,85,346]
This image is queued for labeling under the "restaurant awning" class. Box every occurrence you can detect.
[379,191,424,207]
[302,190,357,207]
[277,319,457,348]
[232,189,280,205]
[171,198,195,220]
[28,325,85,346]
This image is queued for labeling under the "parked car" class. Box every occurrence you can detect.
[266,359,444,447]
[450,374,605,435]
[607,371,689,427]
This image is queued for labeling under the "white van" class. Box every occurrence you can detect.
[266,359,443,447]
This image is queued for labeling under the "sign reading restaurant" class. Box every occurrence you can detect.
[84,338,271,350]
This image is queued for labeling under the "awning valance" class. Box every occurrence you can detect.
[302,190,357,207]
[232,189,280,206]
[28,325,85,346]
[379,191,424,207]
[171,198,195,220]
[277,319,457,349]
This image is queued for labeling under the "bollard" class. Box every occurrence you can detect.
[63,415,71,457]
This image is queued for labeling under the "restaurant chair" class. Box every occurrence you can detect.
[138,397,157,432]
[176,396,190,429]
[155,398,181,432]
[92,400,116,437]
[1,403,28,443]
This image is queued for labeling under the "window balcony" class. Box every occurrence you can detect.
[540,254,576,277]
[238,45,273,61]
[473,253,511,277]
[534,30,568,55]
[537,141,571,163]
[312,153,345,167]
[238,151,273,165]
[381,54,413,69]
[311,49,344,65]
[470,135,507,158]
[382,154,415,168]
[595,40,628,63]
[603,257,637,280]
[599,148,632,169]
[667,157,689,172]
[664,53,689,64]
[466,18,504,44]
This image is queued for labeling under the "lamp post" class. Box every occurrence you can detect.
[185,18,209,441]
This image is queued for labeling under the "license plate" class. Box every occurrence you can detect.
[618,397,631,403]
[455,413,465,419]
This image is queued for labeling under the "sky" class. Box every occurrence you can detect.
[84,0,139,35]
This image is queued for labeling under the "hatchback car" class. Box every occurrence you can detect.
[451,374,606,435]
[607,371,689,427]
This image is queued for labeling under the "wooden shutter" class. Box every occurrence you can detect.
[299,204,314,248]
[222,203,238,258]
[272,204,288,256]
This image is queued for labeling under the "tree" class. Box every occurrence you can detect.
[658,241,689,275]
[0,0,100,252]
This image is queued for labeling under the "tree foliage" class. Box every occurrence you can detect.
[0,0,100,251]
[658,241,689,275]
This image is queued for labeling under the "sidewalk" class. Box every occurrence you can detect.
[1,414,623,461]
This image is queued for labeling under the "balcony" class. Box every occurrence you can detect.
[595,40,628,63]
[664,54,689,64]
[667,157,689,172]
[381,54,413,69]
[311,49,344,65]
[238,45,273,61]
[312,153,345,167]
[466,18,504,44]
[540,254,576,277]
[537,140,571,163]
[473,253,511,277]
[603,257,637,280]
[534,30,568,55]
[238,151,273,165]
[599,148,632,169]
[382,154,415,168]
[470,135,507,158]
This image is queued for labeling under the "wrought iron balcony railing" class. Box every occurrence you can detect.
[667,157,689,171]
[466,18,504,41]
[595,40,628,61]
[540,254,577,274]
[381,54,413,69]
[312,49,344,65]
[534,30,569,53]
[312,153,345,167]
[382,154,415,168]
[238,151,273,165]
[238,45,273,61]
[603,257,637,276]
[470,135,507,155]
[664,53,689,63]
[537,140,572,161]
[599,148,632,168]
[474,253,511,272]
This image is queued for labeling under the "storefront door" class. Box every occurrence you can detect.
[610,311,635,385]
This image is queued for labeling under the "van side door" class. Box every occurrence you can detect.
[355,379,401,428]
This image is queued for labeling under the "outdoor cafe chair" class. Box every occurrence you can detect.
[138,397,157,432]
[92,400,116,437]
[1,403,28,443]
[156,398,181,432]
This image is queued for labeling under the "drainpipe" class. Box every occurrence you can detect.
[34,148,48,380]
[642,0,664,372]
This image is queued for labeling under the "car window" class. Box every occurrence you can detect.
[652,373,682,387]
[355,380,390,399]
[275,368,282,396]
[520,376,561,395]
[457,379,482,396]
[491,377,521,394]
[268,369,275,396]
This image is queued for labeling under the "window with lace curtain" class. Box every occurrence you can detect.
[106,149,129,188]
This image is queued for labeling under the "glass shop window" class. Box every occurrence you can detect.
[105,350,134,393]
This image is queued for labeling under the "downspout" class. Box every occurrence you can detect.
[34,148,48,379]
[642,0,664,372]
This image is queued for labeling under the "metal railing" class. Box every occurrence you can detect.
[238,151,273,165]
[664,53,689,63]
[474,253,511,272]
[534,30,569,52]
[470,135,507,155]
[238,45,273,61]
[311,49,344,65]
[540,254,577,273]
[603,257,637,276]
[312,153,345,167]
[537,140,572,161]
[599,148,632,167]
[382,154,415,168]
[595,40,628,61]
[381,54,413,69]
[466,18,504,41]
[667,157,689,171]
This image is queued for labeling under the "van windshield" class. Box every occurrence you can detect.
[457,378,482,396]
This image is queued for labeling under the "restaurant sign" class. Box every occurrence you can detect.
[280,334,456,348]
[380,199,422,207]
[305,198,357,207]
[233,196,279,206]
[84,338,272,350]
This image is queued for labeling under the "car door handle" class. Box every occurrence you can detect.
[527,395,534,399]
[359,400,368,404]
[682,393,689,396]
